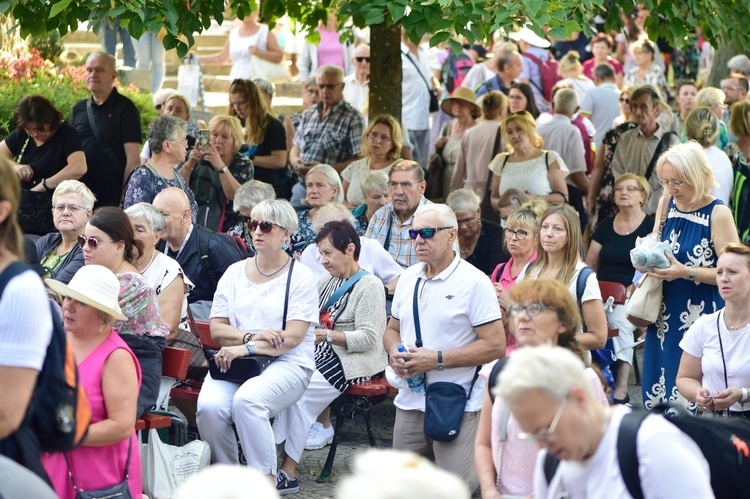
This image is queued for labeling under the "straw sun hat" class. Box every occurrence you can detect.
[45,265,127,321]
[441,87,480,117]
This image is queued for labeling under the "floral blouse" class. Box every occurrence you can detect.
[113,272,170,338]
[123,165,199,223]
[623,63,668,100]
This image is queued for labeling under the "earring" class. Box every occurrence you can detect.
[281,239,289,251]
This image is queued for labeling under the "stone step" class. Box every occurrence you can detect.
[202,91,302,118]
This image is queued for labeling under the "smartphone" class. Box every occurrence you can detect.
[704,395,719,398]
[197,129,209,152]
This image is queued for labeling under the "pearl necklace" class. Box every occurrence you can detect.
[254,256,290,278]
[726,318,750,331]
[138,251,157,274]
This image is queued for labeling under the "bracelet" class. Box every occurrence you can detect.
[242,332,255,344]
[741,387,749,404]
[687,267,697,282]
[41,178,52,192]
[245,341,256,356]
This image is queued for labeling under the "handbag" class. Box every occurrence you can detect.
[403,50,439,113]
[15,137,55,236]
[479,127,503,224]
[65,438,132,499]
[207,260,294,383]
[425,125,449,201]
[412,277,480,443]
[626,196,671,327]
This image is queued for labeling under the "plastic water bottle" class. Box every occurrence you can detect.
[603,296,615,321]
[397,344,425,393]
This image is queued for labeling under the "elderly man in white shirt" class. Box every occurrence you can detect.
[384,203,504,493]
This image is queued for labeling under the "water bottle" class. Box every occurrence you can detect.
[604,296,615,321]
[397,344,425,393]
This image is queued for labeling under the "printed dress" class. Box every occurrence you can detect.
[642,198,724,409]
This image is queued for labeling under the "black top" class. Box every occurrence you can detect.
[4,122,83,189]
[592,215,653,286]
[251,115,288,188]
[70,88,142,207]
[466,220,510,276]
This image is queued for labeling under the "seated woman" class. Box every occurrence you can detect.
[226,179,276,252]
[275,220,388,494]
[42,265,141,499]
[123,115,198,221]
[351,170,391,236]
[196,199,318,480]
[517,204,608,353]
[181,115,254,232]
[677,243,750,418]
[0,95,87,235]
[488,111,569,211]
[36,180,95,284]
[446,189,507,276]
[81,206,170,417]
[474,279,609,499]
[291,164,344,257]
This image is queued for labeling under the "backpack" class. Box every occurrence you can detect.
[521,52,560,103]
[0,262,91,453]
[195,225,249,288]
[730,158,750,244]
[442,50,475,93]
[189,161,227,233]
[544,403,750,499]
[575,267,615,391]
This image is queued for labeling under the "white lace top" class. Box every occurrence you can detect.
[488,150,568,195]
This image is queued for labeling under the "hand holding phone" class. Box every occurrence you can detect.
[197,129,209,152]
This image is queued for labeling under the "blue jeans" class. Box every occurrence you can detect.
[102,20,137,67]
[408,129,430,171]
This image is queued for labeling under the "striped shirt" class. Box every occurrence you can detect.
[292,100,365,164]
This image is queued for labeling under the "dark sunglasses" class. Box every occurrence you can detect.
[355,56,370,63]
[77,235,116,250]
[246,219,279,233]
[408,226,452,240]
[619,97,630,104]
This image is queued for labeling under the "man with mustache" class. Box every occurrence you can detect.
[365,160,431,268]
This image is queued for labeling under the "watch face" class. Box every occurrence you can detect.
[436,364,445,371]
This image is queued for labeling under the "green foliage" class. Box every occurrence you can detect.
[26,29,63,62]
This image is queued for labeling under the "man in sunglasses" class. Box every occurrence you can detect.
[343,44,370,113]
[365,160,431,268]
[153,187,245,320]
[384,203,504,492]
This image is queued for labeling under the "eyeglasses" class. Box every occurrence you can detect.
[658,179,684,189]
[503,228,529,240]
[408,227,452,240]
[168,137,188,147]
[368,131,392,143]
[518,397,568,443]
[614,185,644,192]
[246,219,280,233]
[317,83,343,90]
[619,97,630,104]
[456,215,476,226]
[388,180,416,190]
[77,235,116,250]
[722,86,738,92]
[355,56,370,63]
[53,203,87,213]
[507,302,558,318]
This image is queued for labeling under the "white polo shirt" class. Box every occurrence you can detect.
[391,253,503,412]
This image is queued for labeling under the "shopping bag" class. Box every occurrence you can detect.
[177,55,203,110]
[141,428,210,498]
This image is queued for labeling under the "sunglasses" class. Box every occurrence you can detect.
[77,235,116,250]
[619,97,630,104]
[408,226,452,240]
[246,219,280,233]
[355,56,370,63]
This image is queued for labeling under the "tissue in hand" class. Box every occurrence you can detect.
[631,241,672,270]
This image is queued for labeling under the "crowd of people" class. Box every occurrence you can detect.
[2,6,750,499]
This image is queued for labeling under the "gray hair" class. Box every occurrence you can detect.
[147,115,188,155]
[495,344,593,407]
[728,54,750,77]
[696,87,726,108]
[445,189,481,213]
[124,202,166,233]
[252,77,276,97]
[52,180,96,209]
[233,180,276,213]
[317,65,345,83]
[86,51,116,72]
[311,202,356,234]
[414,203,458,229]
[251,199,299,234]
[593,63,615,81]
[360,170,389,198]
[304,164,344,204]
[553,87,579,116]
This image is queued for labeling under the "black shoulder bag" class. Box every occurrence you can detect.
[480,129,504,223]
[207,260,295,383]
[414,277,481,442]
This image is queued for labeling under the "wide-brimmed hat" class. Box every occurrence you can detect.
[509,27,551,48]
[441,87,480,117]
[45,265,127,321]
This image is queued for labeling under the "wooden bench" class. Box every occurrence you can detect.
[135,346,192,433]
[316,377,398,483]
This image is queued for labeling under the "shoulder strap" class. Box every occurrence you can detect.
[576,266,593,332]
[617,410,648,499]
[403,50,432,93]
[493,262,506,283]
[0,262,31,300]
[413,277,423,347]
[320,269,369,313]
[645,132,676,180]
[717,311,729,389]
[487,356,509,403]
[196,226,216,285]
[486,129,504,191]
[545,151,549,171]
[85,98,121,167]
[14,136,30,163]
[383,210,394,253]
[282,259,295,328]
[656,195,672,239]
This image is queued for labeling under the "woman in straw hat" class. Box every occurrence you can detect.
[432,87,480,200]
[42,265,142,499]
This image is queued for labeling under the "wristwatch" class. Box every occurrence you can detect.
[687,267,697,282]
[218,166,228,174]
[436,351,445,371]
[326,330,333,344]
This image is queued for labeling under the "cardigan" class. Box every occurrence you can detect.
[36,232,84,285]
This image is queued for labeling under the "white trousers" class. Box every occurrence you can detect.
[196,360,311,474]
[273,370,342,463]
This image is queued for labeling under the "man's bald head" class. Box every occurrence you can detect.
[154,187,189,212]
[152,187,191,246]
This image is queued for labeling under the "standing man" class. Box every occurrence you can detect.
[721,76,748,141]
[70,52,141,207]
[343,44,370,113]
[610,85,680,214]
[401,32,435,170]
[579,63,621,146]
[366,160,431,268]
[672,80,698,139]
[289,65,364,208]
[475,50,523,97]
[384,203,504,492]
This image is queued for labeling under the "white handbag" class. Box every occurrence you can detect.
[141,429,210,498]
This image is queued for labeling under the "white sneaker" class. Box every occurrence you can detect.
[304,422,334,450]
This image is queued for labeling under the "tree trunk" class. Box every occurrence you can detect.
[369,20,402,122]
[708,42,741,88]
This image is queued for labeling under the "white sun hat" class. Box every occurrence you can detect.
[509,26,551,49]
[45,265,127,321]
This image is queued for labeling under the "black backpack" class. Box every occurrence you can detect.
[730,158,750,244]
[194,225,249,288]
[544,404,750,499]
